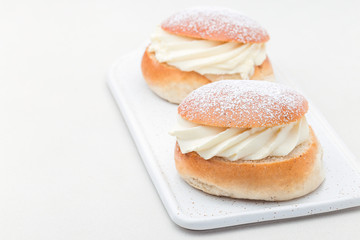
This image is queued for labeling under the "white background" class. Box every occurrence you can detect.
[1,0,360,239]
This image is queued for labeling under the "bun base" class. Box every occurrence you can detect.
[174,128,324,201]
[141,48,275,104]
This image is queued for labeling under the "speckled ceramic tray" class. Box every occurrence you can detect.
[107,47,360,230]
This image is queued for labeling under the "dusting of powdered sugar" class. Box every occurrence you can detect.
[161,6,269,43]
[178,80,308,128]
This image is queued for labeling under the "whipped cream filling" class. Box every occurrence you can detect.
[169,116,310,161]
[148,26,267,79]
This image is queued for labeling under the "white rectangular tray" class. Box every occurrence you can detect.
[107,47,360,230]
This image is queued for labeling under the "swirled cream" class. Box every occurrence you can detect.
[169,116,310,161]
[148,26,267,79]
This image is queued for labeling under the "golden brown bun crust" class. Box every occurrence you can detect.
[178,80,308,128]
[141,48,211,104]
[174,128,324,201]
[141,48,274,104]
[161,7,269,43]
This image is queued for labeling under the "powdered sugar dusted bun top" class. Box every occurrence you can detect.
[178,80,308,128]
[161,7,269,43]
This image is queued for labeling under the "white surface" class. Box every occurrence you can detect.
[1,0,360,239]
[108,48,360,230]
